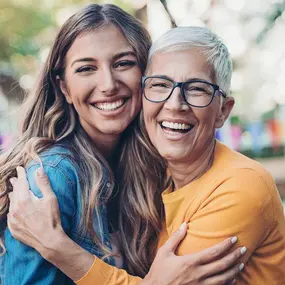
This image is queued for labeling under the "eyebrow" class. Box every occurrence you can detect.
[71,57,95,67]
[113,51,136,61]
[71,51,136,68]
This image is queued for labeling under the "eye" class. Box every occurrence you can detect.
[76,66,96,73]
[185,83,213,96]
[114,60,137,69]
[189,86,206,92]
[152,83,170,88]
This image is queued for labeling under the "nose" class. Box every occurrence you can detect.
[97,66,118,94]
[164,86,189,112]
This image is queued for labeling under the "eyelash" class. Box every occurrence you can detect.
[76,66,96,73]
[114,60,137,68]
[75,60,137,73]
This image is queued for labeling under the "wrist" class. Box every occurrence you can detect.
[38,227,95,281]
[39,226,67,262]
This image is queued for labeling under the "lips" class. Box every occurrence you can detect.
[92,99,127,111]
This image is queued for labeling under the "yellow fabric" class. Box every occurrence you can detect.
[76,141,285,285]
[75,256,142,285]
[159,141,285,285]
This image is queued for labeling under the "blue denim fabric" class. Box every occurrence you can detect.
[1,145,115,285]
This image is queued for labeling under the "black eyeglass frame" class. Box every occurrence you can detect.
[142,76,227,108]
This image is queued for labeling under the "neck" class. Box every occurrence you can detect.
[168,139,216,190]
[80,121,121,164]
[93,135,120,164]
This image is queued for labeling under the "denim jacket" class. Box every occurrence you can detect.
[1,145,115,285]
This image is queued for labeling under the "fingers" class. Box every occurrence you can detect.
[199,246,247,278]
[35,167,55,198]
[204,262,244,285]
[17,166,28,181]
[7,213,34,248]
[9,177,17,186]
[195,236,239,264]
[12,167,30,199]
[29,190,40,202]
[161,223,188,253]
[16,166,30,192]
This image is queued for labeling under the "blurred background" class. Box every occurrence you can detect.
[0,0,284,207]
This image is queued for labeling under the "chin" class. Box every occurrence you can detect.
[103,127,126,135]
[158,149,186,162]
[101,122,130,134]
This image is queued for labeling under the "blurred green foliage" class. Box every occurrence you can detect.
[0,0,134,77]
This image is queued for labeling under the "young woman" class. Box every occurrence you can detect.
[1,4,245,285]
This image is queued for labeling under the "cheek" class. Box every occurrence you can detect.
[133,86,142,106]
[143,101,161,132]
[142,100,153,123]
[64,81,83,105]
[195,106,220,127]
[128,68,142,90]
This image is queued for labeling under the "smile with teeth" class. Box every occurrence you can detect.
[160,121,194,133]
[93,99,126,111]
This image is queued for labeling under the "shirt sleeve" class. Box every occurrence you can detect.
[75,257,142,285]
[2,162,77,285]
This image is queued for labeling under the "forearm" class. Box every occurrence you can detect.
[39,229,94,281]
[38,229,143,285]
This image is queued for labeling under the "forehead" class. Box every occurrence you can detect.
[147,49,214,82]
[65,24,134,63]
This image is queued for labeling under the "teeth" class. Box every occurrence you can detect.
[95,100,125,111]
[161,121,192,130]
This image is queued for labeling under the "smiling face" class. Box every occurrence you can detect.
[143,49,234,163]
[59,24,142,143]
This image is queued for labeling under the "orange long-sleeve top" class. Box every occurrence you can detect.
[76,141,285,285]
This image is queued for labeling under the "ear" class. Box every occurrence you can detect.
[215,96,235,128]
[56,76,72,104]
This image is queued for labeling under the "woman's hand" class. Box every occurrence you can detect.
[144,227,245,285]
[8,166,245,285]
[8,166,94,281]
[143,226,245,285]
[8,166,64,257]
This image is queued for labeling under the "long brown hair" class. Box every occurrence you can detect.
[117,114,170,276]
[0,3,153,261]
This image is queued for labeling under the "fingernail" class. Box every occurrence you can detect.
[231,236,238,244]
[37,167,45,177]
[231,279,236,284]
[239,263,244,271]
[179,222,187,232]
[240,246,247,255]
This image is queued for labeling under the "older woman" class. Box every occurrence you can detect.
[7,26,285,285]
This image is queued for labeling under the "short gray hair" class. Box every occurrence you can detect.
[147,26,232,95]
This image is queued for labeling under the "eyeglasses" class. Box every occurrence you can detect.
[142,76,226,108]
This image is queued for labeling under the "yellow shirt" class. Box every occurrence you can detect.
[76,141,285,285]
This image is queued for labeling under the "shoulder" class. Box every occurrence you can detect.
[208,142,282,225]
[213,141,277,200]
[26,144,79,186]
[25,144,81,198]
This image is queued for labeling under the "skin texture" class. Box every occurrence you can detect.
[143,49,235,189]
[59,24,142,157]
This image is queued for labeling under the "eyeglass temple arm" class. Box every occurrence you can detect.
[219,89,227,98]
